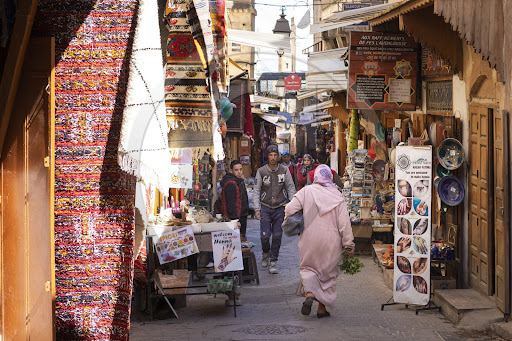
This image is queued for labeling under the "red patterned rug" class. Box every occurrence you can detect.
[34,1,138,339]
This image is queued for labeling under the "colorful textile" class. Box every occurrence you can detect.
[34,1,138,339]
[243,92,254,141]
[118,0,172,194]
[188,0,225,160]
[165,0,213,142]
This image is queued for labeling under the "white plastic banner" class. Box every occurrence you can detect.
[393,146,432,305]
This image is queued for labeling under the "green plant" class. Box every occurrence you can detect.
[339,254,364,275]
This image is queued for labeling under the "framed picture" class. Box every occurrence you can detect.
[446,223,457,246]
[240,155,250,164]
[240,140,250,154]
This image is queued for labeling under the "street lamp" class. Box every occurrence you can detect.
[275,78,286,98]
[273,7,291,73]
[273,7,291,36]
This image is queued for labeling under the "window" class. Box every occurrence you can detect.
[427,80,452,112]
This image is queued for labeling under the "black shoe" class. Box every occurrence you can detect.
[301,296,314,316]
[317,311,331,318]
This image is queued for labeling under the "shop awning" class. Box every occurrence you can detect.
[250,94,281,106]
[301,100,333,114]
[306,48,348,91]
[296,89,328,100]
[309,2,397,34]
[229,29,291,52]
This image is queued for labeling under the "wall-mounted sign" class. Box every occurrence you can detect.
[421,48,453,76]
[342,3,371,32]
[347,32,418,111]
[284,74,302,91]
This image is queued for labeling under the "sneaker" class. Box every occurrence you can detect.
[261,252,270,268]
[268,261,278,274]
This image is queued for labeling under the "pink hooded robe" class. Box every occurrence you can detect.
[285,184,354,307]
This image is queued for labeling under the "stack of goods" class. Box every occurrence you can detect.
[346,150,373,224]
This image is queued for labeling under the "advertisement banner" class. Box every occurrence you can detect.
[347,32,418,111]
[155,226,199,264]
[211,230,244,273]
[393,146,432,305]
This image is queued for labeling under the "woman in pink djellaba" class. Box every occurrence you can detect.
[285,165,354,318]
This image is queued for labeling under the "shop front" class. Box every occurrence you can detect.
[367,0,512,318]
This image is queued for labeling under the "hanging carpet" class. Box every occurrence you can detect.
[34,1,138,339]
[165,0,213,155]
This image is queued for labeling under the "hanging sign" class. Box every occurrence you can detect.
[169,164,193,188]
[211,230,244,272]
[393,146,432,305]
[284,74,302,91]
[347,32,418,111]
[155,226,199,264]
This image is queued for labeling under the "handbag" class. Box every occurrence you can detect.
[281,210,304,237]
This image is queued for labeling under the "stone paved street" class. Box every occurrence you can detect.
[130,219,501,340]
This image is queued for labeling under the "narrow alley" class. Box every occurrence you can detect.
[130,219,498,341]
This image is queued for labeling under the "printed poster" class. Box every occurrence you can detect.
[211,230,244,273]
[155,226,198,264]
[169,164,193,188]
[170,148,193,164]
[393,146,432,305]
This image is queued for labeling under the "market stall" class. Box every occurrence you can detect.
[343,32,465,308]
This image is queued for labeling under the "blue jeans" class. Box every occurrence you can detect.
[260,205,285,262]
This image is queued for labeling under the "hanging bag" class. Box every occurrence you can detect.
[281,210,304,236]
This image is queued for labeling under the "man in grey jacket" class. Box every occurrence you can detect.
[253,145,296,274]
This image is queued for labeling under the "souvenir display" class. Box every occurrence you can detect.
[438,176,465,206]
[437,138,464,170]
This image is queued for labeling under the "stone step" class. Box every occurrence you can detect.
[434,289,505,331]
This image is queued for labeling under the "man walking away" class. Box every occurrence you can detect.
[307,151,344,189]
[280,151,298,189]
[219,160,249,240]
[253,145,296,274]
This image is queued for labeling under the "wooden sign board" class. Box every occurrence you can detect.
[347,32,419,111]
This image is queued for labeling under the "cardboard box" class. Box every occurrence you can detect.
[431,276,456,291]
[352,224,372,238]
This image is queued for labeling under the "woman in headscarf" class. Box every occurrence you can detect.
[296,154,317,190]
[285,165,354,318]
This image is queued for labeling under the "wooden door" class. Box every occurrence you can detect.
[1,37,54,339]
[493,110,510,314]
[469,104,493,295]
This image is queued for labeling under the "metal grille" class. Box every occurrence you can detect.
[427,80,452,112]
